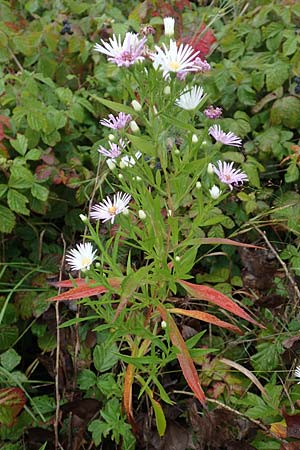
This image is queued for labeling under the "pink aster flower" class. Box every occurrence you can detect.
[204,105,223,119]
[94,32,147,67]
[213,160,248,190]
[98,139,126,159]
[90,192,131,224]
[209,124,242,147]
[152,39,199,78]
[99,112,132,130]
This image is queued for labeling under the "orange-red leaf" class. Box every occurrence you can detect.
[157,305,206,405]
[49,278,89,288]
[49,278,121,301]
[179,280,264,328]
[198,238,263,249]
[123,363,137,432]
[169,308,243,335]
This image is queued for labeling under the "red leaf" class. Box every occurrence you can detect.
[283,411,300,439]
[48,278,121,301]
[179,280,264,328]
[0,115,12,129]
[0,387,26,426]
[157,305,206,405]
[169,308,243,335]
[181,23,217,57]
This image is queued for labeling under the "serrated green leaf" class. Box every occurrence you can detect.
[0,205,15,233]
[31,183,49,202]
[77,369,97,390]
[0,325,18,350]
[10,134,28,156]
[0,349,21,372]
[27,110,47,132]
[25,148,42,161]
[7,189,29,215]
[93,343,119,372]
[0,185,8,198]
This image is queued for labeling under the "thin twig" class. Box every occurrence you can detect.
[254,225,300,303]
[206,397,288,444]
[54,234,66,450]
[8,46,24,72]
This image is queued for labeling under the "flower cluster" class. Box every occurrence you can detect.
[67,20,249,272]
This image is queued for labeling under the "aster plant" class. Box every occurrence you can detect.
[51,17,262,446]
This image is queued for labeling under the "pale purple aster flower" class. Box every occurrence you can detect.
[194,57,211,73]
[152,39,199,79]
[90,192,132,224]
[295,365,300,384]
[94,32,147,67]
[66,242,97,271]
[209,124,242,147]
[213,160,248,190]
[98,139,126,159]
[204,105,223,119]
[99,112,132,130]
[175,85,206,110]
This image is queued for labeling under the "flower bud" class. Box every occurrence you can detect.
[138,210,146,220]
[192,134,198,143]
[79,214,88,223]
[136,176,142,181]
[174,149,180,155]
[161,320,167,329]
[118,173,123,180]
[209,185,222,200]
[163,17,175,37]
[129,120,139,133]
[196,181,202,189]
[164,85,171,95]
[106,158,116,170]
[207,163,214,174]
[175,256,181,262]
[108,134,115,141]
[131,100,142,112]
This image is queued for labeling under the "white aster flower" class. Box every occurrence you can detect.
[66,242,97,271]
[119,151,142,168]
[94,32,146,67]
[152,39,199,79]
[175,85,206,110]
[295,365,300,383]
[209,185,222,200]
[90,191,131,224]
[163,17,175,37]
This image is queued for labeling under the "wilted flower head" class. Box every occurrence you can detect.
[99,112,132,130]
[152,39,199,78]
[175,85,206,110]
[140,24,155,36]
[295,365,300,383]
[91,191,131,224]
[204,105,223,119]
[163,17,175,36]
[94,32,147,67]
[194,57,211,73]
[209,124,242,147]
[119,151,142,168]
[66,242,97,271]
[213,160,248,190]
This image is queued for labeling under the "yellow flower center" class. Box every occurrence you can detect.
[169,61,180,71]
[81,257,91,267]
[108,206,117,215]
